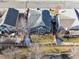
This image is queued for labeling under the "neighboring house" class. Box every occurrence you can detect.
[27,9,52,34]
[70,9,79,30]
[69,9,79,36]
[0,8,19,34]
[59,9,76,29]
[59,9,79,36]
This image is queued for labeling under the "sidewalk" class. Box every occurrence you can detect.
[61,42,79,45]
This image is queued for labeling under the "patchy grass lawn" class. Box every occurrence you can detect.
[40,45,72,54]
[18,45,72,55]
[62,37,79,42]
[31,34,54,43]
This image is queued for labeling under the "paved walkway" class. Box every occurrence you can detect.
[61,42,79,45]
